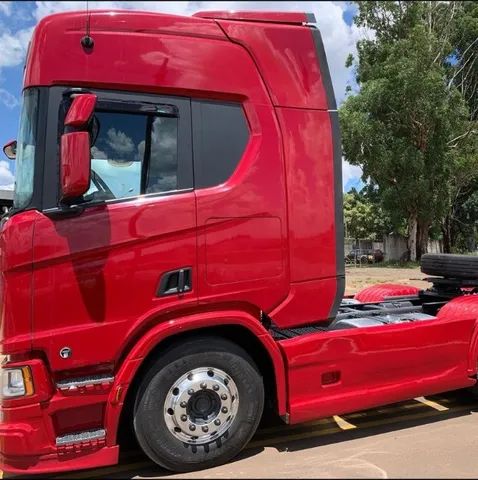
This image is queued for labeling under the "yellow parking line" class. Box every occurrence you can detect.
[258,417,334,435]
[333,415,357,430]
[248,403,469,451]
[415,396,449,411]
[248,424,343,449]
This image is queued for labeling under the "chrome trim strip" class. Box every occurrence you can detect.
[56,374,114,390]
[56,428,106,446]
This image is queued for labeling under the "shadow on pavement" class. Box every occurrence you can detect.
[8,390,478,479]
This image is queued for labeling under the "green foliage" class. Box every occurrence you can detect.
[343,187,393,240]
[340,1,477,258]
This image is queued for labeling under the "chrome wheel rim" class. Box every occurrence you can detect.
[164,367,239,445]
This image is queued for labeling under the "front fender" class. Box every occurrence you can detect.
[104,309,287,445]
[437,295,478,375]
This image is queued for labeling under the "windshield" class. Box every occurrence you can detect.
[13,88,39,209]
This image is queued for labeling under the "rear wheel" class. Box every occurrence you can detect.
[133,336,264,472]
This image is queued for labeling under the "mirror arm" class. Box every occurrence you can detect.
[43,204,86,219]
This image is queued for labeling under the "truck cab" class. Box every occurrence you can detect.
[1,9,478,476]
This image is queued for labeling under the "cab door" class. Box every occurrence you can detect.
[32,89,197,372]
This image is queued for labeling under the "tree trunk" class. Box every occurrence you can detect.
[442,215,452,253]
[408,214,418,261]
[416,219,430,260]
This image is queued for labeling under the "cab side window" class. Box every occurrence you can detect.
[192,100,249,189]
[84,107,179,203]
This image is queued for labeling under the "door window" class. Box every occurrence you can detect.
[83,105,179,203]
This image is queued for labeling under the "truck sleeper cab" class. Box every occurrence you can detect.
[1,9,478,475]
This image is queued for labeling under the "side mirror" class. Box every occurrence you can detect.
[60,132,91,201]
[60,93,97,202]
[3,140,17,160]
[65,93,97,127]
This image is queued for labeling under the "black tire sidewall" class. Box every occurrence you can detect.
[421,253,478,279]
[133,339,264,472]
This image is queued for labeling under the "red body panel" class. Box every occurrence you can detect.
[0,212,36,354]
[217,20,329,110]
[354,284,421,303]
[268,109,339,326]
[31,193,197,372]
[1,8,478,476]
[24,12,269,104]
[195,101,290,314]
[280,312,477,423]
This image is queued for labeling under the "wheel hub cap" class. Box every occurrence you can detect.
[164,367,239,445]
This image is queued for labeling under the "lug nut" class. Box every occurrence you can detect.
[222,407,228,413]
[221,393,227,400]
[180,401,187,408]
[189,424,196,431]
[200,382,207,389]
[202,426,209,433]
[181,414,187,421]
[213,385,219,391]
[188,389,194,395]
[214,419,221,426]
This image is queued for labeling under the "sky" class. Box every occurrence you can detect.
[0,0,367,192]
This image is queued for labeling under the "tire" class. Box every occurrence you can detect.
[467,383,478,399]
[421,253,478,279]
[133,336,264,472]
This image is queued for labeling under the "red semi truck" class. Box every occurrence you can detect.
[1,9,478,475]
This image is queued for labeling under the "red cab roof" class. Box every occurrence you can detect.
[193,11,316,25]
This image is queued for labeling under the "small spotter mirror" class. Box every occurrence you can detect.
[64,93,97,128]
[3,140,17,160]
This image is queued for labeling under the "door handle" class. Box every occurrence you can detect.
[157,268,192,297]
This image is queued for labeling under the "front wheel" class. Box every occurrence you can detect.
[133,336,264,472]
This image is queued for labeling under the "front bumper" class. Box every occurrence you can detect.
[1,446,119,475]
[0,359,119,475]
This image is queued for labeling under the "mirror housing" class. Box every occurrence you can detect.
[60,132,91,201]
[65,93,97,127]
[60,93,97,202]
[3,140,17,160]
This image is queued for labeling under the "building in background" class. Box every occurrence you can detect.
[0,189,13,214]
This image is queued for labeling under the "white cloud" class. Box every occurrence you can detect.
[342,158,363,186]
[106,128,135,156]
[0,160,14,189]
[0,88,19,109]
[0,1,12,16]
[0,26,34,68]
[91,146,108,159]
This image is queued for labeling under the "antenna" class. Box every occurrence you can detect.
[81,0,94,49]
